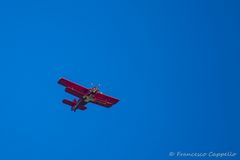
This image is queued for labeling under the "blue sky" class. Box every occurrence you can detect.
[0,0,239,160]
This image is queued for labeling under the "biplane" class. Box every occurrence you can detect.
[58,78,119,111]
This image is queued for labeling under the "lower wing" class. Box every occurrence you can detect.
[92,93,119,108]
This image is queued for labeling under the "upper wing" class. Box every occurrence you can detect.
[65,87,83,98]
[92,92,119,108]
[58,78,89,96]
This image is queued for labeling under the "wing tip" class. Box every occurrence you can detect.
[58,77,64,83]
[58,77,69,86]
[112,98,120,104]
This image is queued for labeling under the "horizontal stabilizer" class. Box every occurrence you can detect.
[63,99,76,107]
[78,105,87,110]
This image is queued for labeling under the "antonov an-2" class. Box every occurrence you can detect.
[58,78,119,111]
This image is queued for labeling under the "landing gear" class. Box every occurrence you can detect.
[79,105,87,110]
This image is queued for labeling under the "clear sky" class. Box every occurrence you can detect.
[0,0,239,160]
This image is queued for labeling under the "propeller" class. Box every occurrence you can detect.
[90,82,101,89]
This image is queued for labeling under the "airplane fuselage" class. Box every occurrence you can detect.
[72,88,99,111]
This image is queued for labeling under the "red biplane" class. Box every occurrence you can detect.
[58,78,119,111]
